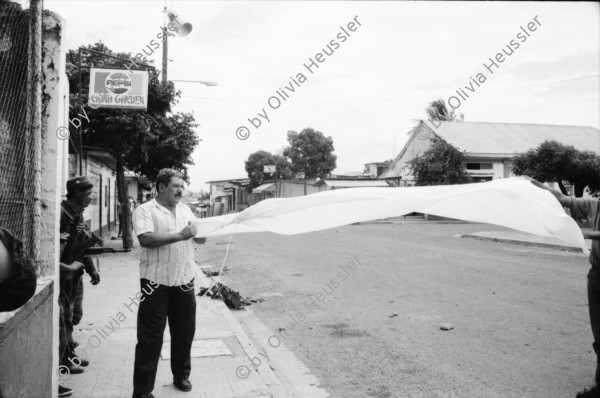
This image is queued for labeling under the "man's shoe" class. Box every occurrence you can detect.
[577,385,600,398]
[173,378,192,392]
[58,385,72,397]
[69,355,89,367]
[63,362,84,374]
[131,393,155,398]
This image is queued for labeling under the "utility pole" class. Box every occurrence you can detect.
[162,7,168,84]
[302,157,312,196]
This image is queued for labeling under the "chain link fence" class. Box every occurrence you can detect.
[0,0,43,270]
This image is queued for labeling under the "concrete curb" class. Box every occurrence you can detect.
[356,220,478,225]
[234,308,330,398]
[460,233,585,253]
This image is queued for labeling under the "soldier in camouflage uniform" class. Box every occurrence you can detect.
[58,231,82,397]
[59,176,101,373]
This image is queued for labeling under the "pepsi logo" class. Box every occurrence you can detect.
[104,72,132,95]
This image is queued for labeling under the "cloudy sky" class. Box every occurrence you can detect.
[45,1,600,191]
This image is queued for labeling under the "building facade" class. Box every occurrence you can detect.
[68,150,118,237]
[363,161,391,178]
[381,120,600,186]
[207,178,251,214]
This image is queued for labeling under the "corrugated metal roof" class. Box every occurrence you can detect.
[338,171,365,177]
[324,180,389,188]
[206,177,251,184]
[380,121,600,179]
[253,183,275,193]
[431,121,600,155]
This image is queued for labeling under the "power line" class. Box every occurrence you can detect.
[180,74,599,105]
[287,74,600,104]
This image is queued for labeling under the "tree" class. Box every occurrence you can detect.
[273,154,293,180]
[426,98,456,122]
[407,136,472,186]
[126,112,199,181]
[200,190,210,201]
[511,140,600,197]
[66,42,199,248]
[283,128,337,179]
[245,150,292,188]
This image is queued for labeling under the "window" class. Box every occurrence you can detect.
[466,163,493,170]
[473,177,493,182]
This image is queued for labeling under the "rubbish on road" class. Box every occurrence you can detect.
[198,282,251,310]
[202,266,228,277]
[439,323,454,331]
[246,297,265,304]
[389,312,399,318]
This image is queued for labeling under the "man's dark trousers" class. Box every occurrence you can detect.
[60,270,81,360]
[133,278,196,395]
[589,268,600,383]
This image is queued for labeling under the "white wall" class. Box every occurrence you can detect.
[210,183,231,205]
[126,178,139,201]
[84,156,116,234]
[41,10,68,397]
[277,180,320,197]
[389,126,435,183]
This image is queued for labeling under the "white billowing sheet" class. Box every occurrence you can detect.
[193,178,589,254]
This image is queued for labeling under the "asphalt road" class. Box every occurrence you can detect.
[200,222,595,398]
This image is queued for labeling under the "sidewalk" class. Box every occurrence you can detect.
[62,237,329,398]
[461,230,593,253]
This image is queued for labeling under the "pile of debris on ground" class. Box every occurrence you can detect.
[198,267,264,310]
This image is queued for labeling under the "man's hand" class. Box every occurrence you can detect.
[522,176,545,189]
[60,260,84,272]
[583,230,600,240]
[523,177,574,209]
[75,223,86,234]
[178,221,198,241]
[89,270,101,285]
[193,237,207,244]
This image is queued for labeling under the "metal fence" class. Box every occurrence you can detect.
[0,0,43,270]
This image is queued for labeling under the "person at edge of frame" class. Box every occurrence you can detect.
[59,176,102,374]
[527,177,600,398]
[58,231,82,398]
[131,168,206,398]
[0,227,38,398]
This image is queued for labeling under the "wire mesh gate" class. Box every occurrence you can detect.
[0,0,43,271]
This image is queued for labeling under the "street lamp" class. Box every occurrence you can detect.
[166,10,192,37]
[162,8,193,84]
[171,79,218,87]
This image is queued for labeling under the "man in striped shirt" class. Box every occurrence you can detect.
[132,169,206,398]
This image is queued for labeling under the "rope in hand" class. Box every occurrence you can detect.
[198,224,237,298]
